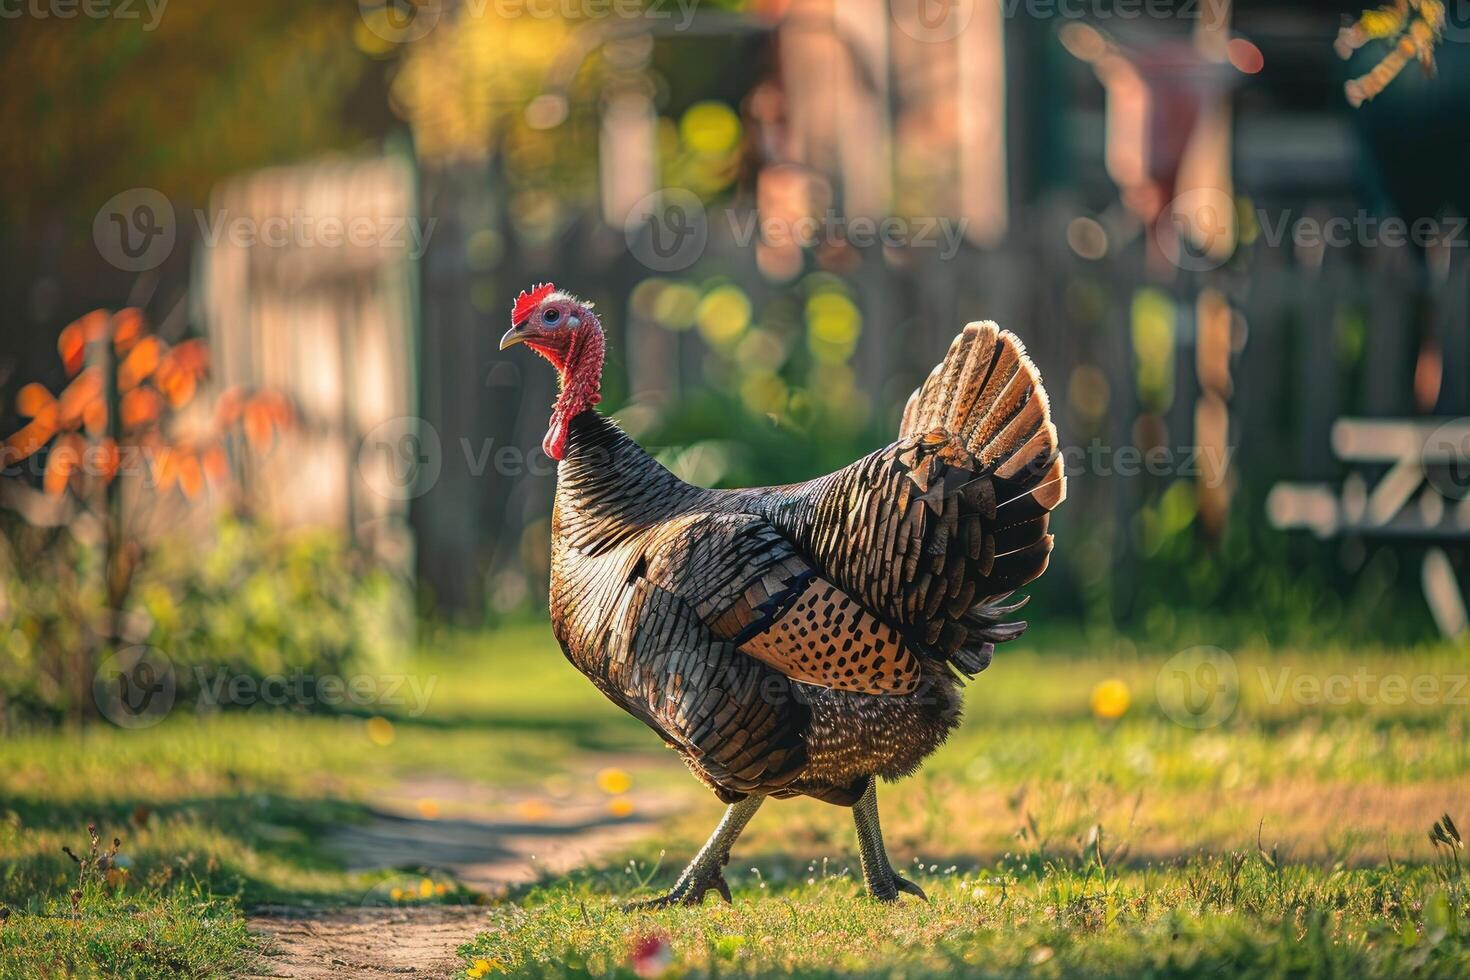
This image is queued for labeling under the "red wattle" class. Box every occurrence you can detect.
[544,414,569,461]
[542,319,605,463]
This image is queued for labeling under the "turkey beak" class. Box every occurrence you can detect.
[500,323,527,350]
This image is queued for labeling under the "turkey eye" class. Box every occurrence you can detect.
[542,308,560,325]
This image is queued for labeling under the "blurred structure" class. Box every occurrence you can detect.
[201,155,420,576]
[2,0,1468,642]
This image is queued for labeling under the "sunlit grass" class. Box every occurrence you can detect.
[3,623,1469,977]
[457,632,1470,978]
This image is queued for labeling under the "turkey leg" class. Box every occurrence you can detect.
[625,794,763,909]
[852,778,928,902]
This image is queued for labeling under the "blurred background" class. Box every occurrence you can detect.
[2,0,1469,727]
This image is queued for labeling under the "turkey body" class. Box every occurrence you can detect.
[547,323,1064,808]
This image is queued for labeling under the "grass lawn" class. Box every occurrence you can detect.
[0,623,655,978]
[2,623,1468,977]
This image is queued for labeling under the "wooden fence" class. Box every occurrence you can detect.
[416,182,1469,621]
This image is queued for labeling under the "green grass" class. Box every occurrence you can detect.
[0,884,253,980]
[0,623,657,978]
[2,622,1468,977]
[456,632,1470,979]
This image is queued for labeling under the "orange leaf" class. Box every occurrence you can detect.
[3,416,57,466]
[44,433,84,496]
[177,453,204,499]
[149,446,179,490]
[121,387,163,428]
[162,371,196,408]
[58,325,86,377]
[43,460,70,496]
[201,444,230,484]
[243,402,274,451]
[17,383,56,418]
[118,336,163,391]
[264,391,294,427]
[59,311,109,376]
[84,398,108,436]
[113,308,145,354]
[215,386,245,426]
[58,368,102,428]
[167,339,209,378]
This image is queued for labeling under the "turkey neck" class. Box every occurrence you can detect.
[543,324,605,460]
[554,411,701,548]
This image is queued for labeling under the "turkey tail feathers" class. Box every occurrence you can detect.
[950,592,1030,676]
[902,322,1067,516]
[901,322,1065,631]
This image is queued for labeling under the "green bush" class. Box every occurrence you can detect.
[0,515,406,730]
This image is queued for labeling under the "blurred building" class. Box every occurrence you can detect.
[5,0,1464,634]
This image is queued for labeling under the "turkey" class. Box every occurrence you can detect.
[500,281,1065,906]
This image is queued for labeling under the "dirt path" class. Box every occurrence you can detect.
[246,907,488,979]
[245,772,679,978]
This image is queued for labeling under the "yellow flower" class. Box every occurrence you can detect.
[389,887,403,902]
[596,767,632,795]
[419,877,435,898]
[365,716,396,747]
[517,799,551,821]
[607,796,636,818]
[417,798,441,819]
[466,958,495,978]
[1090,678,1131,720]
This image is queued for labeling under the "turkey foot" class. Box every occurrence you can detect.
[853,778,929,904]
[623,795,762,910]
[623,865,733,909]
